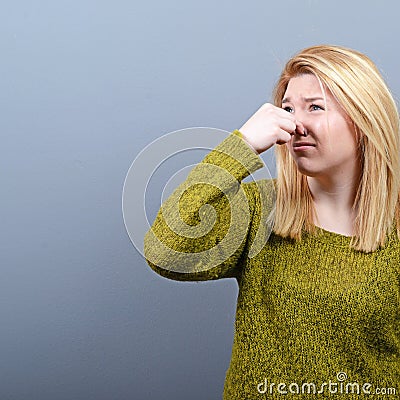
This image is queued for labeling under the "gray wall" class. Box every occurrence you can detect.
[2,1,399,399]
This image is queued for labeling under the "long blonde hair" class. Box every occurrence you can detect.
[272,45,400,252]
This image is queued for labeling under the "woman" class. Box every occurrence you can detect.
[144,45,400,398]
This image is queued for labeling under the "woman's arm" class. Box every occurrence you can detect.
[144,130,264,281]
[144,104,295,281]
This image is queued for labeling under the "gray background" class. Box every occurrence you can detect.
[2,1,399,399]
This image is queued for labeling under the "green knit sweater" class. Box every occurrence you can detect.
[144,131,400,399]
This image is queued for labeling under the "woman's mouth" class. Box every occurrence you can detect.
[292,142,316,152]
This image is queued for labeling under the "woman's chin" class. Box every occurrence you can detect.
[294,161,320,177]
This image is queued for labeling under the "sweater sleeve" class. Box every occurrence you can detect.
[143,130,266,281]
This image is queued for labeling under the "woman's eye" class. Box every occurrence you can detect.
[283,106,293,113]
[310,104,324,111]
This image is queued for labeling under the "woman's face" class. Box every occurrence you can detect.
[281,74,360,179]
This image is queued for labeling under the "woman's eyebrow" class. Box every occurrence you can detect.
[282,96,325,103]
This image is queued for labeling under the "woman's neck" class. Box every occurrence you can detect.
[307,170,361,236]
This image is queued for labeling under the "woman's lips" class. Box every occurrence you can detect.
[292,142,316,152]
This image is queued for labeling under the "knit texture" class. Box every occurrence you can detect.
[144,131,400,399]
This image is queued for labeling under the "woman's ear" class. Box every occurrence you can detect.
[353,123,366,157]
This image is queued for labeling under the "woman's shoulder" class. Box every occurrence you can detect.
[241,178,277,205]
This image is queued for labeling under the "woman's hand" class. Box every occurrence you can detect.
[239,103,301,154]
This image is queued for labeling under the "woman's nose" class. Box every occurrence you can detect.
[294,120,308,137]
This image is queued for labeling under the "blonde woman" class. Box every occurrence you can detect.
[144,45,400,399]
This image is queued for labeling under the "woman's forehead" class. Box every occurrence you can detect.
[285,74,324,95]
[283,74,336,104]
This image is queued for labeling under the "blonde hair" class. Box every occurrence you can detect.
[272,44,400,252]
